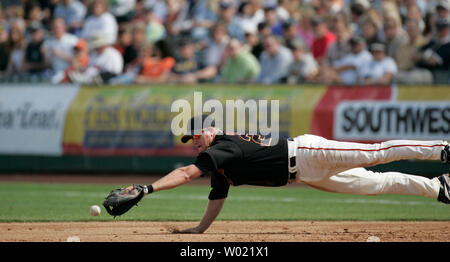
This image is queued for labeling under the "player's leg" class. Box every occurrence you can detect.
[300,167,441,199]
[294,134,447,182]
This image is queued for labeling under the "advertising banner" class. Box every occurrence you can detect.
[2,84,449,158]
[63,85,326,156]
[334,101,450,140]
[312,85,450,142]
[0,85,79,155]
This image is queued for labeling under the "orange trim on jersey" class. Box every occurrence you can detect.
[251,135,272,146]
[239,134,252,142]
[238,134,272,146]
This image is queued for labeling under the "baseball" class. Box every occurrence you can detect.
[366,236,381,242]
[66,236,80,242]
[90,205,101,216]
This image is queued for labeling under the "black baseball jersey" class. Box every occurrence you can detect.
[193,134,289,200]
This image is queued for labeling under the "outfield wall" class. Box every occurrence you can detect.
[1,84,449,175]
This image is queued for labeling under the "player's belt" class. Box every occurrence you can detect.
[287,138,297,181]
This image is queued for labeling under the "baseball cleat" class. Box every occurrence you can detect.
[437,174,450,204]
[442,145,450,164]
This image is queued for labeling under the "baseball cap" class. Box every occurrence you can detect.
[351,0,370,9]
[181,114,216,143]
[349,35,365,45]
[74,39,88,50]
[282,18,298,29]
[437,0,450,10]
[370,42,386,52]
[88,33,111,49]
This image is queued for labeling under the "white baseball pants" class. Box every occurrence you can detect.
[290,134,448,199]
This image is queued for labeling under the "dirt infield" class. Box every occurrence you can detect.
[1,174,449,242]
[0,221,449,242]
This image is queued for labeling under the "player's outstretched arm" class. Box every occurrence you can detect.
[174,198,226,234]
[148,164,203,193]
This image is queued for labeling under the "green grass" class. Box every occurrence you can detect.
[0,182,449,222]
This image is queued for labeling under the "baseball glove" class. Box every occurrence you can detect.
[103,184,148,217]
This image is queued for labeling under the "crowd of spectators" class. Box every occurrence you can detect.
[0,0,449,85]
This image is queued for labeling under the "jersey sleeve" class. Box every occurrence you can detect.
[193,152,216,176]
[193,152,230,200]
[208,171,230,200]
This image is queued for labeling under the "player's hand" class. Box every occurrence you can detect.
[172,226,205,234]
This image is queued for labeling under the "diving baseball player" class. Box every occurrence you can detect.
[110,115,450,233]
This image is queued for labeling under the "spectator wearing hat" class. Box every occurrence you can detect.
[263,3,283,37]
[257,21,273,39]
[53,0,87,36]
[169,37,215,84]
[220,38,260,84]
[282,18,305,50]
[394,18,433,84]
[286,38,319,84]
[89,33,124,78]
[256,34,293,84]
[425,0,450,43]
[416,17,450,83]
[436,0,450,20]
[332,35,372,85]
[59,39,90,83]
[22,22,48,78]
[42,18,79,78]
[349,0,369,36]
[310,16,336,64]
[68,33,123,84]
[359,42,398,85]
[81,0,118,46]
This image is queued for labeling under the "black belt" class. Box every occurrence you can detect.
[289,157,296,179]
[288,138,296,180]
